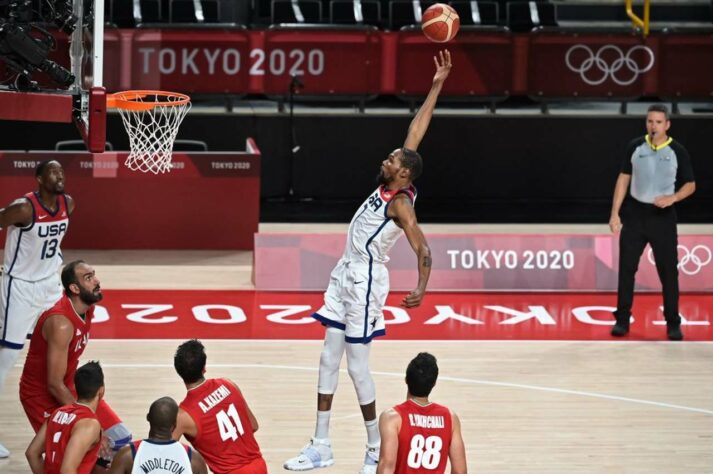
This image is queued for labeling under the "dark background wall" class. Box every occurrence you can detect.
[2,114,711,223]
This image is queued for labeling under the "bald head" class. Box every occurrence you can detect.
[147,397,179,435]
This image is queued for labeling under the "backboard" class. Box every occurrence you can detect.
[0,0,106,152]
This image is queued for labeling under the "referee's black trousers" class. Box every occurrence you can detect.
[614,200,680,327]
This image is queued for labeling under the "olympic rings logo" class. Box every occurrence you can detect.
[565,44,655,86]
[647,245,712,276]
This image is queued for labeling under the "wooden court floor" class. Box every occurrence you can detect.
[2,224,713,473]
[2,340,712,473]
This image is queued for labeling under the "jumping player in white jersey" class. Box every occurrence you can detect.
[284,50,452,473]
[0,159,73,458]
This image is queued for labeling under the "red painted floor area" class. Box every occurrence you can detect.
[90,291,713,341]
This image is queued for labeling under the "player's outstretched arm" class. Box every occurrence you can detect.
[388,196,431,308]
[107,445,132,474]
[61,418,102,473]
[403,50,452,151]
[449,411,467,474]
[376,409,400,474]
[190,448,209,474]
[26,420,48,474]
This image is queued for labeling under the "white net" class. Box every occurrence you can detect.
[112,91,191,174]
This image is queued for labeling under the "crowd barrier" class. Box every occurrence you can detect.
[254,233,713,292]
[15,28,713,99]
[0,139,260,250]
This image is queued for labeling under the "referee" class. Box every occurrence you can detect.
[609,104,696,341]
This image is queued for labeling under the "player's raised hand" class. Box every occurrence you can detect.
[433,50,452,84]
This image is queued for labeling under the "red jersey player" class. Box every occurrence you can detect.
[377,353,467,474]
[26,361,106,474]
[172,339,267,474]
[19,260,131,458]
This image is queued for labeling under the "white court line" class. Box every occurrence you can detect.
[35,362,711,416]
[88,339,713,344]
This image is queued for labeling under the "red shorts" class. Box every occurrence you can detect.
[22,395,123,433]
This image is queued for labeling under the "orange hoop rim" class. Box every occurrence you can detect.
[107,90,191,111]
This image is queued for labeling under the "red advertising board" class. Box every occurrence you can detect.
[87,289,713,341]
[657,34,713,98]
[262,27,382,96]
[395,30,514,96]
[130,28,252,93]
[527,32,654,98]
[3,29,713,99]
[254,233,713,292]
[0,141,260,249]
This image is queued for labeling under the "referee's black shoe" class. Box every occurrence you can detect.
[611,322,629,337]
[667,325,684,341]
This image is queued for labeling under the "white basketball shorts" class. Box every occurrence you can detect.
[0,273,62,349]
[312,258,388,344]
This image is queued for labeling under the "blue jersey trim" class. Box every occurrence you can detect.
[186,445,192,461]
[312,312,346,331]
[0,340,24,349]
[61,193,69,215]
[363,219,390,339]
[18,196,36,231]
[6,201,35,275]
[1,276,13,343]
[345,329,386,344]
[34,191,60,217]
[144,439,178,446]
[129,441,138,459]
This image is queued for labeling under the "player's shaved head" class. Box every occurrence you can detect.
[35,159,62,178]
[400,147,422,181]
[147,397,179,433]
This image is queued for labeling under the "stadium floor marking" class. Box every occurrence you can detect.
[27,362,709,416]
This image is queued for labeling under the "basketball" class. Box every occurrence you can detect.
[421,3,460,43]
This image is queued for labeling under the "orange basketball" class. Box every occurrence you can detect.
[421,3,460,43]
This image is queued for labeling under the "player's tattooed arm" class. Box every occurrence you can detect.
[389,196,431,308]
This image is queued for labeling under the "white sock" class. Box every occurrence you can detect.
[365,418,380,446]
[314,410,331,440]
[0,347,21,393]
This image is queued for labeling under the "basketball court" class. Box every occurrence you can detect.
[1,224,712,473]
[1,1,712,472]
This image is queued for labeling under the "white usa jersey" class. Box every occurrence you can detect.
[3,192,69,281]
[130,439,192,474]
[344,185,417,264]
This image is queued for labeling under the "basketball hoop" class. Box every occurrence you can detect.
[108,90,191,174]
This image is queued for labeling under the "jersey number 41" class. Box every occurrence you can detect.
[216,403,245,442]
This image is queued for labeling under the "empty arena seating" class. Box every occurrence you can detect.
[101,0,713,30]
[329,0,383,26]
[16,0,709,102]
[271,0,324,24]
[450,1,500,27]
[506,1,557,31]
